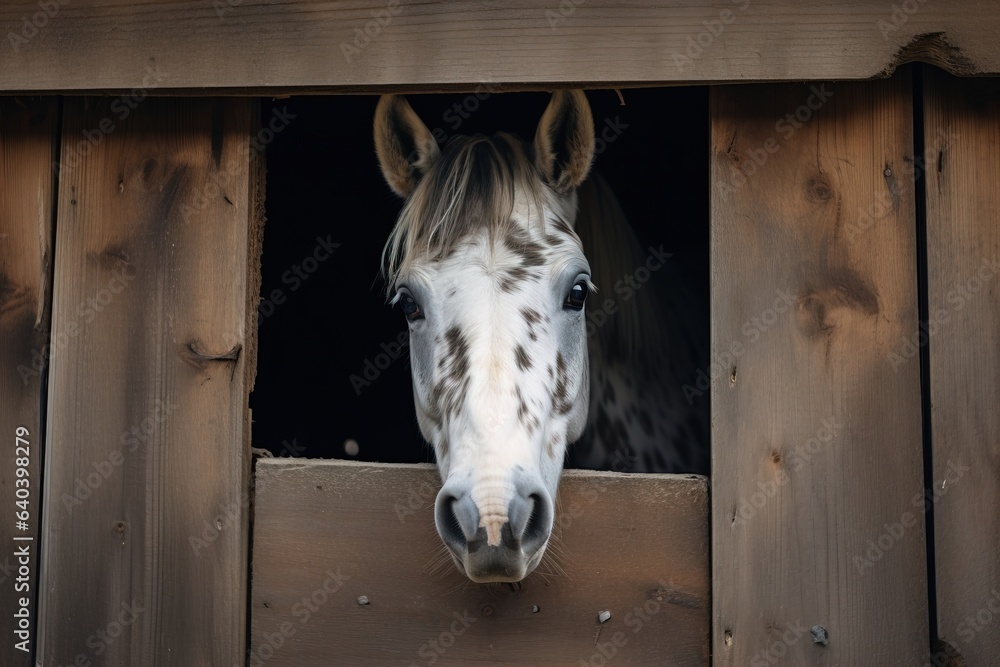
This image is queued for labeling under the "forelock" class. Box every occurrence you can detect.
[382,132,548,294]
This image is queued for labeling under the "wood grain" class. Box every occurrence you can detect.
[251,460,709,666]
[710,75,929,664]
[0,2,998,93]
[35,98,261,666]
[0,97,58,667]
[924,69,1000,666]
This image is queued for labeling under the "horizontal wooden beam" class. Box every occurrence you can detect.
[251,459,709,665]
[0,1,998,94]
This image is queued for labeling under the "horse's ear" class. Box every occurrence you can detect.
[533,90,595,193]
[374,95,441,198]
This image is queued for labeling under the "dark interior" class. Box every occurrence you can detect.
[251,88,709,468]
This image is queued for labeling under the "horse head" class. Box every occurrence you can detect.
[374,91,596,582]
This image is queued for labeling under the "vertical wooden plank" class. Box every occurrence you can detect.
[0,97,58,667]
[37,98,260,666]
[711,75,928,664]
[924,70,1000,666]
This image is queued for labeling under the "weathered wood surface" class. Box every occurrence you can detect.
[0,97,57,667]
[710,75,929,664]
[36,98,261,666]
[924,69,1000,667]
[251,459,710,666]
[0,1,998,93]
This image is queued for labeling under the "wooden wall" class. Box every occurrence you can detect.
[31,98,261,666]
[0,62,996,667]
[251,460,710,666]
[0,1,999,92]
[0,97,58,667]
[710,75,929,664]
[924,70,1000,666]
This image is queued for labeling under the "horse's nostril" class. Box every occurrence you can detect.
[523,493,548,544]
[442,497,465,544]
[507,489,552,550]
[435,491,479,552]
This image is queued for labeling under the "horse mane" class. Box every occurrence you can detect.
[381,132,547,294]
[574,173,673,367]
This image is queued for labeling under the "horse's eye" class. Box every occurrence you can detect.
[399,293,423,321]
[565,281,588,311]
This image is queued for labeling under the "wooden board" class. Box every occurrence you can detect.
[36,98,262,666]
[710,75,929,664]
[251,460,709,666]
[923,69,1000,666]
[0,1,998,93]
[0,97,58,667]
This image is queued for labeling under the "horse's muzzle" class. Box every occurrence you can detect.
[435,480,553,583]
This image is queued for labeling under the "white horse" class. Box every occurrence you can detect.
[374,91,706,583]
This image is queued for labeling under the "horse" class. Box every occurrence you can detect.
[373,90,707,583]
